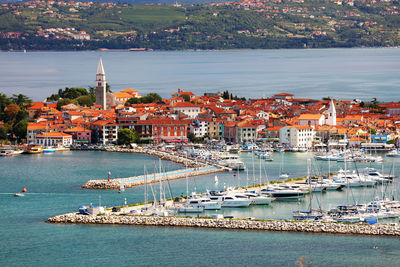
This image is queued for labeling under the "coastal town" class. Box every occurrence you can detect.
[0,58,397,234]
[13,58,399,151]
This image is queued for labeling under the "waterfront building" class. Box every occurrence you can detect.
[35,132,73,147]
[279,125,315,148]
[27,123,47,144]
[190,118,209,138]
[64,126,92,144]
[91,119,119,144]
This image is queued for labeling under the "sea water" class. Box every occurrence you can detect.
[1,151,400,266]
[0,48,400,101]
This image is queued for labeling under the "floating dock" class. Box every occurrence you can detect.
[47,214,400,237]
[82,166,225,189]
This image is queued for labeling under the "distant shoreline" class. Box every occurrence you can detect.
[3,46,400,53]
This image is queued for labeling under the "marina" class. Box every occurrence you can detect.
[2,48,400,266]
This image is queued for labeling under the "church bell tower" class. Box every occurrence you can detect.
[95,58,106,110]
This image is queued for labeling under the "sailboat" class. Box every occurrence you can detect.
[279,152,289,179]
[178,155,204,213]
[293,159,325,221]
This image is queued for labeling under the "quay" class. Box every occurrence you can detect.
[82,166,225,189]
[81,146,232,189]
[47,213,400,237]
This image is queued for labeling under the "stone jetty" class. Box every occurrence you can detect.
[105,147,231,170]
[82,166,225,189]
[47,213,400,237]
[82,146,231,189]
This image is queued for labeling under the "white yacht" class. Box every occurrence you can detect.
[218,154,246,170]
[187,197,221,210]
[242,191,274,205]
[261,186,307,199]
[207,191,252,207]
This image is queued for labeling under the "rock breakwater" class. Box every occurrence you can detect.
[82,166,224,189]
[47,214,400,237]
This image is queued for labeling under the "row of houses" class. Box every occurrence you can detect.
[24,88,400,148]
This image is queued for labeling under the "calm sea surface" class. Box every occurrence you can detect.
[0,48,400,101]
[1,151,400,266]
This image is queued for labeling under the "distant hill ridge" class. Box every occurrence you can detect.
[1,0,400,50]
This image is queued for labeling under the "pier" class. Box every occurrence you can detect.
[82,166,225,189]
[47,214,400,237]
[81,146,232,189]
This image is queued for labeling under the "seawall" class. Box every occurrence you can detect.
[47,214,400,237]
[82,166,225,189]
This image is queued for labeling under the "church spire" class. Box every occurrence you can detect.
[97,58,105,75]
[326,98,336,126]
[95,58,107,110]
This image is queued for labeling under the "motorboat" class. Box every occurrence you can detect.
[218,154,246,170]
[13,193,25,197]
[25,145,43,154]
[207,191,252,207]
[386,149,400,158]
[241,191,274,205]
[261,186,307,199]
[43,147,56,153]
[177,204,204,213]
[0,150,14,156]
[186,197,221,210]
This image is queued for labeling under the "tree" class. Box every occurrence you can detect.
[11,94,31,107]
[13,119,28,141]
[125,93,162,105]
[77,95,94,107]
[4,103,20,122]
[187,132,196,143]
[141,93,162,104]
[0,127,7,140]
[57,98,72,110]
[118,128,140,145]
[106,83,112,93]
[182,94,191,102]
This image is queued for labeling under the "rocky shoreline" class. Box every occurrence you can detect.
[47,213,400,237]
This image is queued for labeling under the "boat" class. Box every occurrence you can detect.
[0,150,14,156]
[43,147,56,153]
[25,145,43,154]
[207,191,252,207]
[218,154,246,170]
[14,187,27,197]
[386,149,400,158]
[12,150,24,155]
[293,210,324,221]
[186,197,221,210]
[177,204,204,213]
[243,191,274,205]
[261,186,307,199]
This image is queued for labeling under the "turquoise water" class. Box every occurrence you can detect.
[1,151,400,266]
[1,48,400,101]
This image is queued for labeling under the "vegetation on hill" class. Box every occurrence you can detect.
[0,93,31,143]
[0,1,400,50]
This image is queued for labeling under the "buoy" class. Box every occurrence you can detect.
[234,172,236,177]
[118,188,121,194]
[22,187,27,193]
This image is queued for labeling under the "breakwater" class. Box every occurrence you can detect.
[82,166,224,189]
[47,213,400,237]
